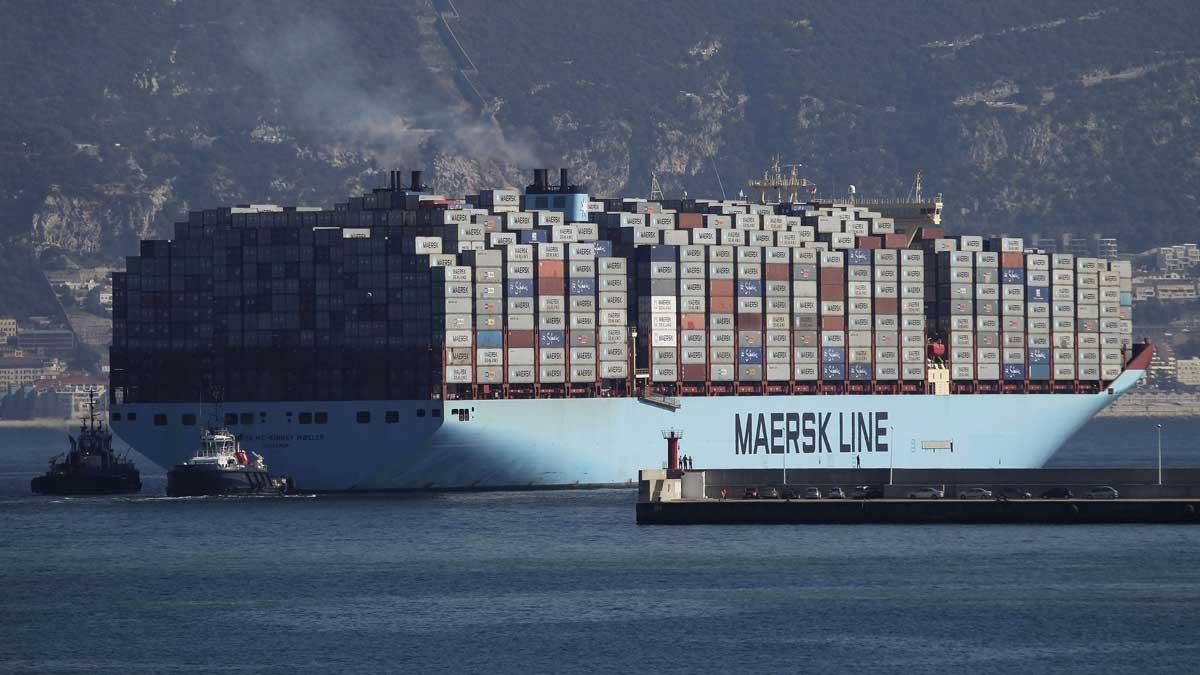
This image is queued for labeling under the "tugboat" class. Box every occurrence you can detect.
[166,426,293,497]
[31,393,142,495]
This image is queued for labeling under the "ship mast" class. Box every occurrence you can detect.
[649,172,665,201]
[746,156,817,203]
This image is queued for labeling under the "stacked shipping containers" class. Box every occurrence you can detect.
[108,177,1141,408]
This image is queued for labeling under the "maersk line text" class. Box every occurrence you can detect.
[734,412,890,455]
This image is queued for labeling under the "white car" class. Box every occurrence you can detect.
[1085,486,1119,500]
[907,487,944,499]
[958,487,993,500]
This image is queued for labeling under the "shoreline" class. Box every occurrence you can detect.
[1099,392,1200,418]
[0,419,74,430]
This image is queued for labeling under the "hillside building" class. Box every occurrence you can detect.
[0,357,46,390]
[1156,244,1200,275]
[16,329,76,357]
[1178,358,1200,387]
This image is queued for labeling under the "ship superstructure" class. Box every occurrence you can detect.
[108,168,1142,490]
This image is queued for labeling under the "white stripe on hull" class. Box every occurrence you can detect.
[111,369,1145,491]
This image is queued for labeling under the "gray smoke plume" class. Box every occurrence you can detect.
[235,8,540,184]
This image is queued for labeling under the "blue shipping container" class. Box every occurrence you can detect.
[847,249,872,266]
[1001,268,1026,284]
[519,229,549,244]
[848,363,873,380]
[1026,286,1050,302]
[646,245,677,262]
[737,280,762,297]
[476,330,503,349]
[539,330,565,348]
[738,347,763,364]
[821,363,846,380]
[1028,348,1050,365]
[1120,292,1132,306]
[569,278,596,295]
[1003,364,1026,381]
[821,346,846,363]
[1029,364,1051,381]
[506,279,533,297]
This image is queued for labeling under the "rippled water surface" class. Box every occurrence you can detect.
[2,420,1200,674]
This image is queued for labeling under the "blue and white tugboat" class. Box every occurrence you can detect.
[166,427,293,497]
[31,394,141,496]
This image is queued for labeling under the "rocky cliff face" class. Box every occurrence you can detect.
[2,0,1198,258]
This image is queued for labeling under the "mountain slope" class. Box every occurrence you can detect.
[1,0,1198,258]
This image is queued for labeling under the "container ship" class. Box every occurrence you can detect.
[107,168,1148,491]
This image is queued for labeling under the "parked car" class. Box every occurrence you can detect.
[958,487,993,500]
[742,487,760,499]
[851,485,884,499]
[907,486,945,499]
[1040,487,1074,499]
[826,487,847,500]
[803,487,822,499]
[999,487,1032,500]
[1085,485,1119,500]
[780,488,800,500]
[760,486,780,499]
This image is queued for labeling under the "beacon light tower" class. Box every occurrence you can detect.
[662,429,683,474]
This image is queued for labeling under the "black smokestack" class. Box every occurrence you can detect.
[389,170,397,190]
[559,168,569,192]
[532,169,548,192]
[410,170,424,191]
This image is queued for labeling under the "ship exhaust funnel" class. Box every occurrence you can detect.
[560,168,569,192]
[410,170,424,192]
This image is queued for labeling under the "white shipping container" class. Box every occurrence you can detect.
[600,361,629,379]
[442,364,474,384]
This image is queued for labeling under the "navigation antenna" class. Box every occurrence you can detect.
[201,380,226,432]
[649,172,665,201]
[747,156,818,203]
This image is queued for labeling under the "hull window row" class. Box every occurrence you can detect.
[297,412,329,424]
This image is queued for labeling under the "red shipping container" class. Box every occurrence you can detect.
[764,263,789,281]
[917,226,945,240]
[537,276,565,294]
[737,313,763,330]
[710,296,735,313]
[537,260,565,277]
[884,234,908,249]
[820,316,846,331]
[819,284,844,301]
[875,298,899,314]
[819,268,845,285]
[709,279,734,296]
[857,236,881,249]
[681,364,707,381]
[677,213,703,229]
[679,313,706,330]
[508,330,537,348]
[1000,252,1024,268]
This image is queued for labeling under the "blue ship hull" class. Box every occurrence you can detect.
[111,367,1145,491]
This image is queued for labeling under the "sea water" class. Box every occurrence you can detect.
[2,419,1199,674]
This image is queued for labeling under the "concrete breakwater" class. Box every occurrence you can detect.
[637,498,1200,524]
[637,467,1200,524]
